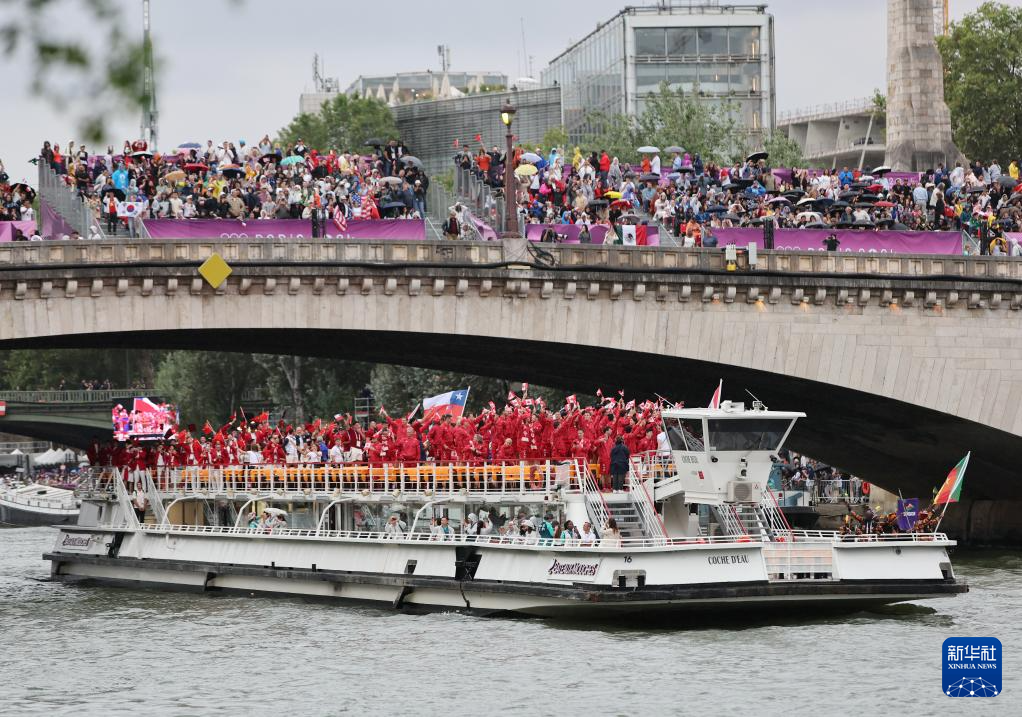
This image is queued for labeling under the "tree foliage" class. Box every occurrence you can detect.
[758,131,805,169]
[938,1,1022,162]
[276,94,399,151]
[1,0,148,143]
[155,352,263,426]
[0,348,160,390]
[583,83,746,165]
[369,365,574,417]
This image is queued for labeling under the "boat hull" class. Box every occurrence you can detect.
[45,550,967,619]
[0,500,79,527]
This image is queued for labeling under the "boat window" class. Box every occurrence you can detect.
[662,417,705,451]
[706,418,791,451]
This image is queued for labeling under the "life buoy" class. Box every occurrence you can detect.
[862,482,871,496]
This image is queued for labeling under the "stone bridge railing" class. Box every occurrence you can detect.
[2,238,1022,283]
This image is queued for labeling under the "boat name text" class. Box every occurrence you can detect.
[707,554,750,565]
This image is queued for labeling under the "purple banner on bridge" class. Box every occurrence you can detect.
[710,228,962,255]
[0,220,36,242]
[525,223,660,246]
[141,218,426,240]
[40,199,74,239]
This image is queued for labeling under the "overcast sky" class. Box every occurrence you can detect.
[0,0,999,183]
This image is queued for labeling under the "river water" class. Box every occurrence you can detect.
[1,527,1019,716]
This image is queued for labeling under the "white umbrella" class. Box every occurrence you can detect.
[871,165,892,175]
[521,152,542,164]
[796,197,816,207]
[263,507,288,517]
[637,145,660,154]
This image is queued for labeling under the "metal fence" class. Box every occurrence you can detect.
[37,161,104,239]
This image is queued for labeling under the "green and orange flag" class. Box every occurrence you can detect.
[934,452,970,505]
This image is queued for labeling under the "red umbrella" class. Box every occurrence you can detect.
[875,201,895,208]
[184,163,208,172]
[609,199,631,210]
[867,183,883,192]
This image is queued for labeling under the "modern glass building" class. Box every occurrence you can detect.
[541,2,775,142]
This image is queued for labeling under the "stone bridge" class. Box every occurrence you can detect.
[2,238,1021,541]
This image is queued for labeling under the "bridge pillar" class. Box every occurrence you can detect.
[937,500,1022,547]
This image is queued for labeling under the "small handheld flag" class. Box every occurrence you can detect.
[709,379,723,409]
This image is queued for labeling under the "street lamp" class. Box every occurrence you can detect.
[500,100,518,237]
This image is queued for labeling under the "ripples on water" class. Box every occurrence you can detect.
[1,528,1019,716]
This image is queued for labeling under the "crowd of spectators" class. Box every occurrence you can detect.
[456,142,1022,253]
[13,135,430,236]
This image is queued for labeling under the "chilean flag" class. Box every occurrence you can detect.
[708,379,723,409]
[422,388,470,421]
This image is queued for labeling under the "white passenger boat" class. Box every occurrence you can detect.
[44,401,966,617]
[1,483,80,527]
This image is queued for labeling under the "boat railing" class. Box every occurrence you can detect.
[790,528,950,543]
[0,492,78,511]
[628,451,676,482]
[132,521,771,548]
[148,461,586,499]
[626,460,668,541]
[577,460,612,530]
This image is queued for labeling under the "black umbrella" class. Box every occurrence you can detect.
[9,182,35,199]
[849,181,869,189]
[749,216,768,226]
[588,199,609,207]
[639,172,661,182]
[733,178,754,188]
[722,213,742,222]
[813,197,834,207]
[260,152,280,164]
[829,200,850,209]
[102,187,126,201]
[705,205,728,214]
[804,221,828,229]
[836,219,855,228]
[875,218,895,227]
[380,201,406,211]
[853,219,875,228]
[746,151,768,163]
[364,138,385,147]
[997,175,1018,189]
[859,193,880,202]
[965,186,985,194]
[676,166,695,173]
[838,190,859,200]
[401,156,424,170]
[853,202,874,209]
[784,189,806,198]
[891,221,910,230]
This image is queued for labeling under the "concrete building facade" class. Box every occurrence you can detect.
[777,98,887,171]
[541,2,775,142]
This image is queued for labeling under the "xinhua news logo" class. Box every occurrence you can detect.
[942,637,1002,697]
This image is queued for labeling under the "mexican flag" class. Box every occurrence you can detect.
[934,452,970,505]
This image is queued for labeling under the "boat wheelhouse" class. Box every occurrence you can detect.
[45,400,966,617]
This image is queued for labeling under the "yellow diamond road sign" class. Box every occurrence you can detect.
[198,253,232,289]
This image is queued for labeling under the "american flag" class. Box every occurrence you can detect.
[332,204,347,232]
[361,192,379,219]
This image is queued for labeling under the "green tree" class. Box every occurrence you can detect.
[154,352,264,426]
[0,348,161,390]
[540,125,570,153]
[938,1,1022,162]
[583,83,746,165]
[277,94,399,151]
[369,365,581,417]
[1,0,149,143]
[759,130,805,169]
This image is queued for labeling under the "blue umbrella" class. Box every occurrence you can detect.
[281,155,305,166]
